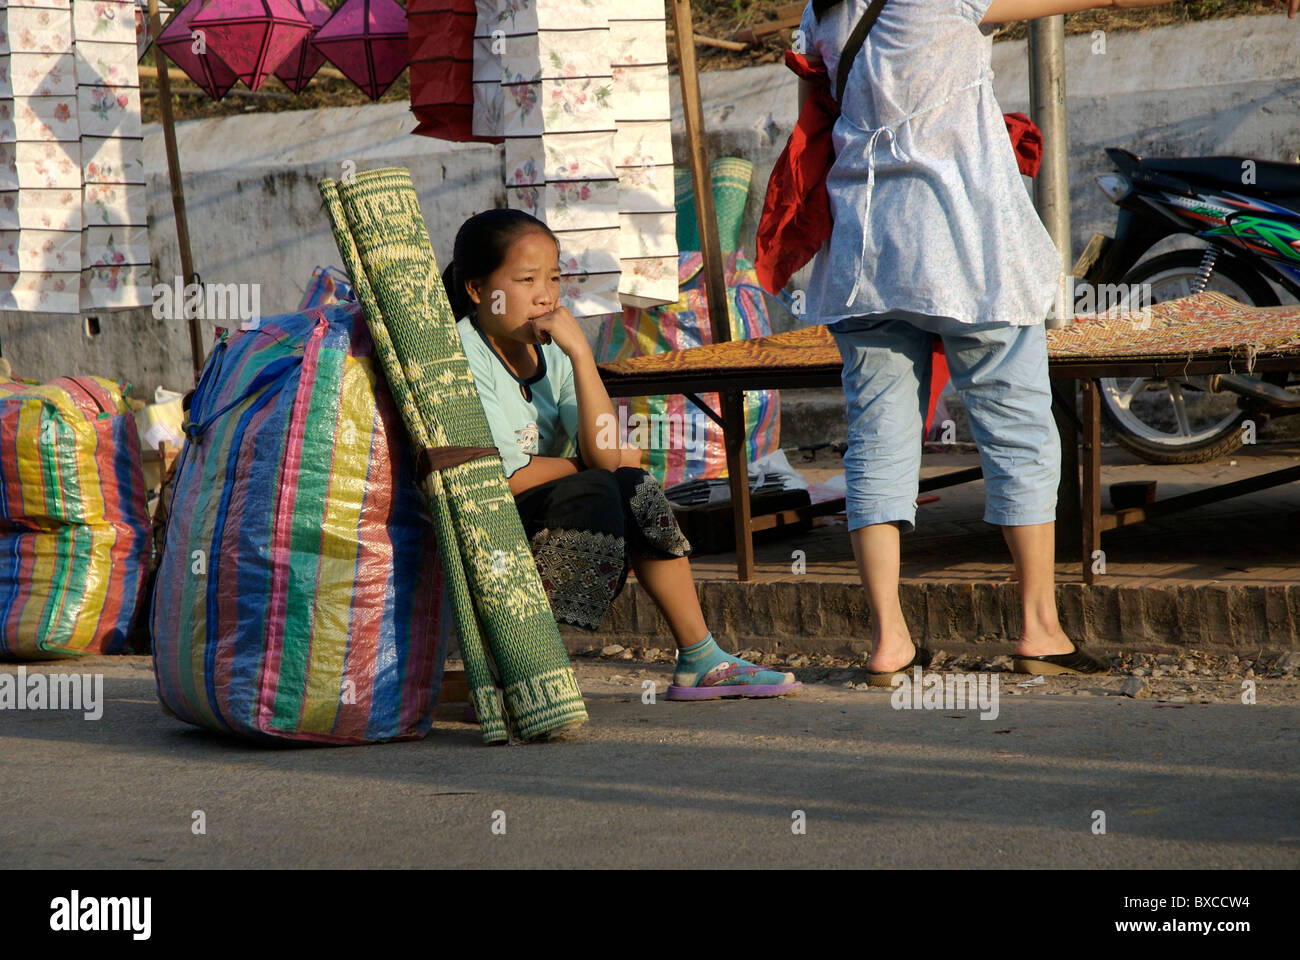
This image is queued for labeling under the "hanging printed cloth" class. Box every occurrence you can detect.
[319,167,587,745]
[471,0,677,317]
[1,0,153,312]
[497,0,621,316]
[75,0,152,310]
[609,0,675,308]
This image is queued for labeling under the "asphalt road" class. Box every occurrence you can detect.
[3,657,1298,869]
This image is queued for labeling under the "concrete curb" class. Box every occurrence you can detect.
[559,578,1300,656]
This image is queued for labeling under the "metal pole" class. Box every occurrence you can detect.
[148,0,204,380]
[1028,16,1072,329]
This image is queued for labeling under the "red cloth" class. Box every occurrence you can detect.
[1003,111,1043,179]
[755,54,1044,295]
[408,0,501,143]
[754,51,837,297]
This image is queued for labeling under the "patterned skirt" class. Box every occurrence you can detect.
[514,467,692,631]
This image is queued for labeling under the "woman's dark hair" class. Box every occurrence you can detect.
[812,0,842,19]
[440,208,558,321]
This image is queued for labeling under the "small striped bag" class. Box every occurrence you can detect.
[595,251,781,488]
[0,376,150,659]
[151,300,451,744]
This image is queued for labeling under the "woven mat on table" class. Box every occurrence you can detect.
[319,168,586,745]
[1045,292,1300,363]
[599,322,841,379]
[598,293,1300,381]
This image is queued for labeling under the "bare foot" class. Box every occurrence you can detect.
[1014,628,1076,659]
[867,632,917,672]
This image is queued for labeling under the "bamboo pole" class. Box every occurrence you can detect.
[670,0,754,582]
[147,0,203,382]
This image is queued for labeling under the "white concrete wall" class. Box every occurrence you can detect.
[2,13,1297,402]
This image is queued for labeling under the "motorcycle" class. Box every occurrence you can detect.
[1079,148,1300,463]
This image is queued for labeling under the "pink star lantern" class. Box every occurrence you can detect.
[273,0,333,94]
[311,0,409,102]
[190,0,314,92]
[156,0,240,101]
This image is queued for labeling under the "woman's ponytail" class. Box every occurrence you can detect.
[441,259,472,321]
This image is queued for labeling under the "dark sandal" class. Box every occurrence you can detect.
[866,645,934,687]
[1013,643,1110,676]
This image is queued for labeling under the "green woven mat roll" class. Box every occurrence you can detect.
[319,168,587,744]
[675,157,754,253]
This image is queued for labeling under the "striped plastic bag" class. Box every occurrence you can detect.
[0,376,150,659]
[595,251,780,488]
[151,300,451,744]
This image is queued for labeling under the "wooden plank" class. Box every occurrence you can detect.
[665,29,749,51]
[1052,382,1082,561]
[148,0,202,383]
[671,0,754,582]
[1070,232,1111,278]
[1081,379,1102,585]
[1100,463,1300,532]
[732,4,805,42]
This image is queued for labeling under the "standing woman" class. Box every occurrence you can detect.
[797,0,1296,683]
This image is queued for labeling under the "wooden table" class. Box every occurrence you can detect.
[1050,354,1300,584]
[602,352,1300,584]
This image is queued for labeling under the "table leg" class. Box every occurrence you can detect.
[1051,381,1081,561]
[1080,378,1102,585]
[721,389,754,581]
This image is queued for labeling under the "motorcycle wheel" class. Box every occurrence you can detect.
[1097,249,1280,465]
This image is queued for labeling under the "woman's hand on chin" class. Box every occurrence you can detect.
[530,305,590,358]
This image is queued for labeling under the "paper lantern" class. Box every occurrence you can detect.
[311,0,409,102]
[134,0,176,61]
[408,0,485,142]
[610,0,677,308]
[273,0,332,94]
[156,0,240,100]
[190,0,312,92]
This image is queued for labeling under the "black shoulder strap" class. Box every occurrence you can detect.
[835,0,888,104]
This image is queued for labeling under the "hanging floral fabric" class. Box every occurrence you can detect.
[470,0,502,138]
[609,0,675,308]
[467,0,677,318]
[1,0,152,313]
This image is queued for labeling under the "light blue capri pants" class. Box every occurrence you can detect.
[827,311,1060,533]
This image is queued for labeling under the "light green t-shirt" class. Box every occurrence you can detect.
[457,316,581,479]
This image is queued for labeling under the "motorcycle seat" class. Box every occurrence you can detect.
[1139,156,1300,201]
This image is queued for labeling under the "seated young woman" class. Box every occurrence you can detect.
[445,208,800,700]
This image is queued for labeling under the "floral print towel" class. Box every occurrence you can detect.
[1,0,151,313]
[471,0,677,316]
